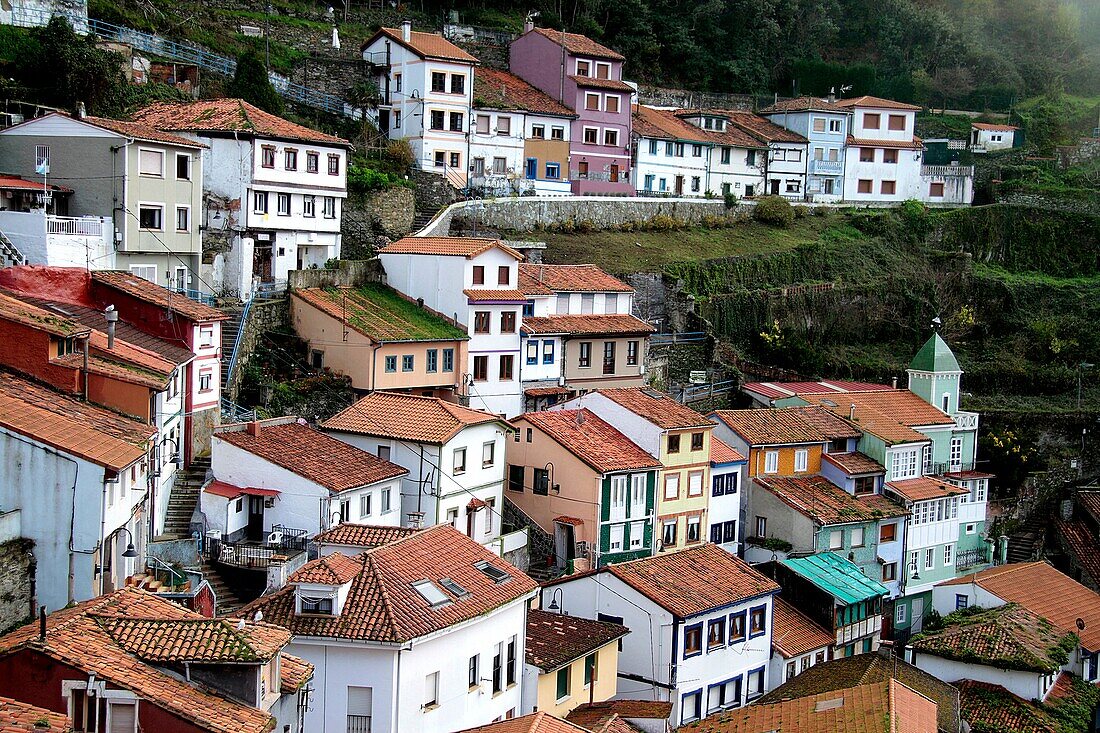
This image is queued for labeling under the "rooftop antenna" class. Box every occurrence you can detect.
[931,316,942,332]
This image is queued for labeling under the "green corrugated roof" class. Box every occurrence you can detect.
[909,333,961,372]
[781,552,888,605]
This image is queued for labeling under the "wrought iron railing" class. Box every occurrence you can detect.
[956,546,990,570]
[921,165,975,177]
[346,715,372,733]
[207,525,308,569]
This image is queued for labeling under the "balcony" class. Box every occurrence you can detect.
[957,546,991,571]
[954,411,979,430]
[921,164,974,177]
[0,212,113,268]
[206,525,308,569]
[347,715,371,733]
[809,159,843,175]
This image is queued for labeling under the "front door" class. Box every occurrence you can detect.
[609,164,620,183]
[252,241,273,282]
[823,179,835,195]
[770,179,780,195]
[525,158,538,179]
[246,496,265,542]
[554,522,576,569]
[911,597,925,633]
[675,175,684,195]
[378,109,390,135]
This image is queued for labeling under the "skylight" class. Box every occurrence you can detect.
[641,388,666,399]
[412,579,451,608]
[821,399,838,407]
[475,560,511,584]
[439,577,469,599]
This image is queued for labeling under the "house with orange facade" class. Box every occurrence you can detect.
[290,281,469,399]
[507,408,660,571]
[558,388,715,554]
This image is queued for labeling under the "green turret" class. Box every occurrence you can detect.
[907,332,962,415]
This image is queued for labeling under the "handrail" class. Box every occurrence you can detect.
[145,554,186,587]
[225,297,253,388]
[220,396,256,423]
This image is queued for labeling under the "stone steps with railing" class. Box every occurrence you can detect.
[0,230,26,267]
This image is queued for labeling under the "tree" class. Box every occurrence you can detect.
[228,51,285,116]
[931,67,976,112]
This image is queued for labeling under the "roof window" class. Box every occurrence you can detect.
[474,560,511,584]
[439,577,469,599]
[412,579,452,608]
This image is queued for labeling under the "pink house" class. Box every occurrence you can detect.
[510,25,634,195]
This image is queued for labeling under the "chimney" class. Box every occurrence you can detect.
[575,410,586,426]
[38,607,46,642]
[891,376,898,389]
[407,511,425,529]
[76,102,86,120]
[247,421,262,437]
[416,297,424,308]
[877,639,894,658]
[401,20,411,42]
[849,404,856,420]
[523,18,534,33]
[827,87,836,104]
[104,304,118,349]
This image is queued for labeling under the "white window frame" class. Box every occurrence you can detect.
[828,529,843,550]
[253,191,269,214]
[609,524,624,552]
[629,520,644,549]
[664,473,679,500]
[896,603,906,624]
[138,148,165,177]
[137,203,164,231]
[453,447,466,475]
[944,543,954,566]
[174,205,190,232]
[603,129,619,147]
[687,470,703,497]
[924,547,935,571]
[794,449,808,473]
[610,475,627,520]
[175,152,191,180]
[764,450,779,474]
[585,92,601,111]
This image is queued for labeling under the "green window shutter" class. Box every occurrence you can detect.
[646,471,656,514]
[600,523,611,553]
[556,667,569,699]
[601,476,611,522]
[643,519,653,554]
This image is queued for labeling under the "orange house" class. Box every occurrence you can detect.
[708,406,861,478]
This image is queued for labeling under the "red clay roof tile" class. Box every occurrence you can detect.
[313,523,421,549]
[529,27,624,61]
[322,392,504,443]
[954,680,1056,733]
[910,604,1071,673]
[0,291,89,338]
[847,135,924,150]
[759,97,851,114]
[457,712,591,733]
[711,406,861,445]
[382,237,523,259]
[526,609,628,672]
[771,597,834,658]
[475,69,575,117]
[132,99,348,146]
[885,477,967,502]
[292,284,468,342]
[90,271,227,322]
[518,264,632,293]
[822,451,885,475]
[710,437,746,464]
[594,387,713,429]
[566,700,673,726]
[369,27,479,63]
[633,105,711,144]
[519,409,661,473]
[756,475,907,525]
[0,697,71,733]
[83,115,204,148]
[97,615,290,663]
[520,314,654,336]
[834,96,921,110]
[799,390,952,446]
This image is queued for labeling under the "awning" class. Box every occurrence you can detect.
[203,480,281,499]
[553,516,584,526]
[525,387,572,397]
[467,497,487,510]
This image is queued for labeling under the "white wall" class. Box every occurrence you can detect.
[910,652,1051,701]
[708,462,743,553]
[634,138,710,196]
[554,392,663,457]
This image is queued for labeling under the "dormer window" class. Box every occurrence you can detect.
[55,336,76,358]
[576,60,591,77]
[301,595,334,615]
[412,579,451,608]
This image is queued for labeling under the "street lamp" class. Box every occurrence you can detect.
[119,527,139,558]
[546,588,564,614]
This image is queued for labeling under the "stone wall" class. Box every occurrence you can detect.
[503,498,554,569]
[287,258,386,290]
[636,85,756,111]
[994,192,1100,215]
[0,538,35,635]
[225,297,290,401]
[1057,137,1100,168]
[410,168,459,214]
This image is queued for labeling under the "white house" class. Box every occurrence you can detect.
[836,96,925,204]
[906,603,1073,703]
[380,237,526,416]
[204,417,407,544]
[672,109,768,198]
[0,370,155,613]
[759,96,852,202]
[362,22,478,184]
[632,106,712,197]
[768,597,834,690]
[240,524,538,733]
[931,561,1100,684]
[719,112,808,199]
[471,68,576,196]
[970,123,1020,152]
[321,391,514,552]
[130,99,350,300]
[541,544,780,727]
[708,437,745,554]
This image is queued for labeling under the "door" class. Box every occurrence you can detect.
[675,175,684,195]
[823,179,834,195]
[770,179,780,195]
[378,109,390,135]
[252,241,273,282]
[745,184,754,197]
[525,158,537,179]
[246,495,265,542]
[911,597,924,633]
[609,164,620,182]
[554,522,576,569]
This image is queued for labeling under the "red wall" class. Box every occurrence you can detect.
[0,650,210,733]
[0,319,81,395]
[86,374,151,422]
[0,267,96,308]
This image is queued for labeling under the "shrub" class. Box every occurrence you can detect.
[723,191,738,209]
[647,214,682,231]
[813,206,830,217]
[752,195,794,227]
[385,139,415,171]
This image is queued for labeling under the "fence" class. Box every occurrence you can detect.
[650,332,708,346]
[681,379,739,402]
[47,216,104,236]
[207,524,308,569]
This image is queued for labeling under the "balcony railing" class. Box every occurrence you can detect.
[570,170,630,183]
[954,411,979,430]
[809,159,843,175]
[207,525,308,569]
[921,165,975,177]
[47,216,106,236]
[933,461,976,476]
[347,715,371,733]
[957,546,990,570]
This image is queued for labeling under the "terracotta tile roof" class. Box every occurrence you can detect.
[711,437,746,464]
[0,291,90,337]
[525,386,571,397]
[911,604,1072,673]
[369,27,478,63]
[287,551,362,585]
[954,680,1056,733]
[97,616,290,663]
[553,516,585,526]
[216,420,407,492]
[518,264,632,293]
[56,325,179,390]
[1076,490,1100,522]
[673,110,769,148]
[566,701,673,726]
[834,96,922,111]
[0,697,71,733]
[599,543,779,617]
[322,391,504,444]
[1056,517,1100,584]
[718,110,808,144]
[242,524,538,642]
[16,296,194,365]
[526,608,628,672]
[759,653,959,733]
[382,236,523,260]
[529,27,624,61]
[0,588,278,733]
[313,523,420,549]
[0,370,154,471]
[519,409,661,473]
[292,284,468,341]
[710,406,861,446]
[886,477,967,502]
[941,470,994,480]
[277,652,313,692]
[848,135,924,150]
[521,314,655,336]
[800,390,953,446]
[83,115,204,148]
[742,380,894,401]
[474,68,575,117]
[756,476,907,525]
[595,387,713,430]
[771,597,834,658]
[457,712,591,733]
[0,175,72,193]
[937,561,1100,652]
[972,122,1019,131]
[822,451,885,475]
[132,99,348,146]
[681,679,936,733]
[91,271,227,322]
[759,97,851,114]
[569,75,633,92]
[463,288,530,303]
[633,105,709,143]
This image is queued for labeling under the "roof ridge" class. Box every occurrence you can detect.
[363,552,404,641]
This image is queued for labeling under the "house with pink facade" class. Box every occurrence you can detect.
[510,24,634,195]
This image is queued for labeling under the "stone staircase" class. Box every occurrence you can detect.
[161,455,210,540]
[411,208,441,233]
[219,305,246,394]
[197,560,244,616]
[1006,514,1048,564]
[0,230,26,267]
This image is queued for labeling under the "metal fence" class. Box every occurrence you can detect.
[208,525,308,569]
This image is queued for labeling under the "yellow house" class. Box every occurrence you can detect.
[525,608,628,717]
[560,387,715,553]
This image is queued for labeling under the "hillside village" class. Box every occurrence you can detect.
[0,1,1099,733]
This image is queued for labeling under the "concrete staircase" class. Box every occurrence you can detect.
[0,230,26,267]
[161,455,209,540]
[198,560,244,616]
[219,305,246,394]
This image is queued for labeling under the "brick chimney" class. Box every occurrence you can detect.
[247,421,262,437]
[401,20,411,42]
